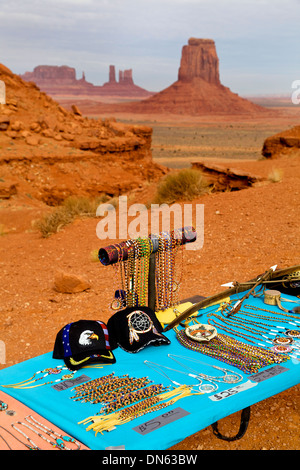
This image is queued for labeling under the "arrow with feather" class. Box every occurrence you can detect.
[225,265,277,317]
[162,264,300,332]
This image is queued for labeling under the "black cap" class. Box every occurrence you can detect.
[53,320,116,370]
[107,306,171,353]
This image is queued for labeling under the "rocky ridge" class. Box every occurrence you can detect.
[21,64,153,98]
[0,64,166,205]
[262,124,300,158]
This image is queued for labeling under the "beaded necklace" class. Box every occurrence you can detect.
[121,238,153,307]
[175,330,290,374]
[243,304,300,323]
[13,421,59,449]
[125,240,138,306]
[155,232,183,311]
[166,234,173,307]
[173,241,184,306]
[217,304,300,342]
[24,416,81,450]
[0,424,38,450]
[155,234,166,310]
[224,310,285,330]
[110,243,126,310]
[1,366,76,389]
[212,314,269,335]
[207,317,261,344]
[137,237,152,306]
[0,431,12,450]
[208,314,279,343]
[224,310,300,340]
[11,423,41,450]
[108,232,182,311]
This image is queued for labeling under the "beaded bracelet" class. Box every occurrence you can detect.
[73,378,152,404]
[70,374,152,403]
[99,383,169,415]
[79,385,196,436]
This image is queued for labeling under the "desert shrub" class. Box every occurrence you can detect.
[35,195,111,238]
[61,196,101,217]
[0,224,7,236]
[268,168,283,183]
[35,206,73,238]
[153,169,209,204]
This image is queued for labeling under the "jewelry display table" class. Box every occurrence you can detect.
[0,291,299,450]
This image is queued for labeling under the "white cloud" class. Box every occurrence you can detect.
[0,0,299,94]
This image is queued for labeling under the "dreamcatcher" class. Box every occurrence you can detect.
[127,310,163,344]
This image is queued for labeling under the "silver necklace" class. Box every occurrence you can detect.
[168,354,244,384]
[144,360,218,393]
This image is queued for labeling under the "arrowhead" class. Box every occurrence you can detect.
[270,265,277,271]
[221,282,234,287]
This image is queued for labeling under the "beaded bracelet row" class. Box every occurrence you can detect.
[73,379,153,405]
[70,374,151,402]
[78,385,196,436]
[99,383,170,415]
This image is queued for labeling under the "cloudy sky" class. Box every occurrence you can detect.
[1,0,299,96]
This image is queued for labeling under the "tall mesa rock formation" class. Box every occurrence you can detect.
[134,38,268,115]
[93,38,268,116]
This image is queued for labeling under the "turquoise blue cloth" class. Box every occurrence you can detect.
[0,291,300,450]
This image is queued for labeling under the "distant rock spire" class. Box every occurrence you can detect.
[109,65,116,83]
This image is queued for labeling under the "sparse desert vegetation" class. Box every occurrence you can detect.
[149,120,295,167]
[153,168,210,204]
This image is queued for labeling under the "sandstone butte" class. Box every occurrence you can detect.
[71,38,270,116]
[20,64,154,98]
[0,63,167,206]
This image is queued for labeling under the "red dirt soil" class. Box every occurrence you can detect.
[1,150,300,450]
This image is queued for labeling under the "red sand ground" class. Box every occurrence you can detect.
[1,147,300,450]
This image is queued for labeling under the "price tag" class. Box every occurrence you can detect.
[52,375,91,391]
[209,380,257,402]
[133,407,190,435]
[249,365,289,383]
